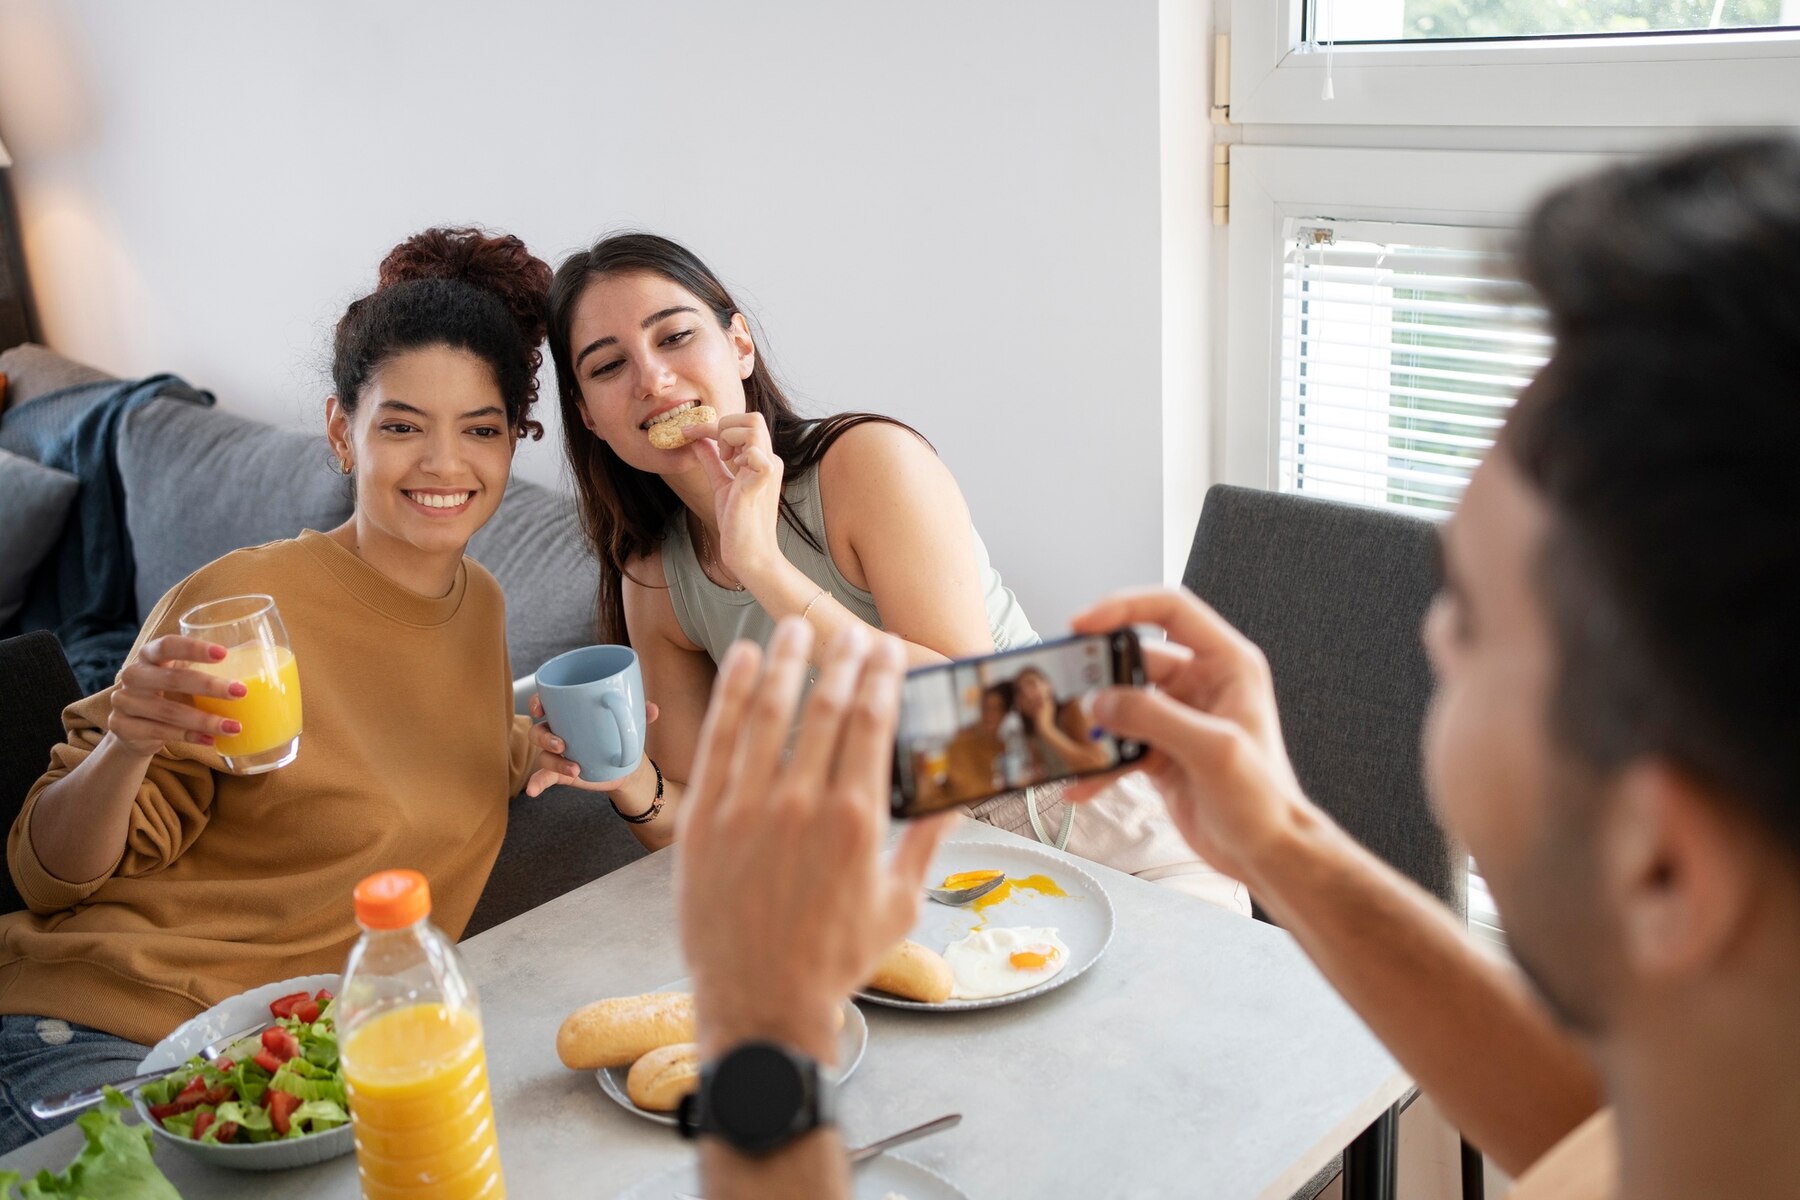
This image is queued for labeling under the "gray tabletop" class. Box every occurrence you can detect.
[0,824,1406,1198]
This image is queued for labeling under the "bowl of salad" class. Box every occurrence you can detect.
[133,972,353,1171]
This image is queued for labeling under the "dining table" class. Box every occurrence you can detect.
[0,823,1409,1198]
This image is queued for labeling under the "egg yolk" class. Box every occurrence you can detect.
[940,870,1003,891]
[967,873,1070,929]
[1009,948,1058,971]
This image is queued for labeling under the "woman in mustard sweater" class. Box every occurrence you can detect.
[0,228,560,1152]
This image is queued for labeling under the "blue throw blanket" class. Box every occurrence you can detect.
[0,375,214,693]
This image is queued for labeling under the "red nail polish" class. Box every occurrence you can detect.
[223,720,242,734]
[229,683,248,698]
[210,645,227,660]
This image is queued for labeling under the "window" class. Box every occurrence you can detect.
[1229,0,1800,126]
[1314,0,1800,43]
[1279,219,1549,517]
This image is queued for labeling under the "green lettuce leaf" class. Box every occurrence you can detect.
[12,1090,180,1199]
[284,1099,349,1137]
[205,1100,274,1143]
[266,1059,346,1109]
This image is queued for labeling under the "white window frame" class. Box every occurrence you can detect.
[1231,0,1800,127]
[1222,145,1623,490]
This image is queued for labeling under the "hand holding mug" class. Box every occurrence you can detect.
[525,694,660,797]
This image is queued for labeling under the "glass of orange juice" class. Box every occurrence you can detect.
[179,594,303,774]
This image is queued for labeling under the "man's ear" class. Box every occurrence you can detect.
[729,313,757,381]
[1604,762,1757,985]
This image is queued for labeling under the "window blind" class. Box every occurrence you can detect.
[1279,219,1551,518]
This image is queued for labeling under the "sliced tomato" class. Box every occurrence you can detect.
[266,1088,302,1136]
[202,1083,234,1106]
[294,999,321,1025]
[215,1120,239,1143]
[268,991,312,1020]
[260,1026,301,1062]
[191,1111,216,1141]
[313,988,334,1003]
[177,1075,207,1101]
[215,1057,235,1073]
[252,1049,285,1075]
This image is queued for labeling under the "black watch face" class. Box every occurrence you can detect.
[713,1043,807,1146]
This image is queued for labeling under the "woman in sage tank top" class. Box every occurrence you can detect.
[524,234,1247,913]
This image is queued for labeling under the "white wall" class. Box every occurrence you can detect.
[0,0,1206,633]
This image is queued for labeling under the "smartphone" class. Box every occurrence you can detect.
[891,627,1148,819]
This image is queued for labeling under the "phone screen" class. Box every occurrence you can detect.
[891,630,1144,818]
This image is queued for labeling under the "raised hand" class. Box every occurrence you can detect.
[1068,588,1306,883]
[686,411,786,585]
[107,636,245,757]
[677,619,956,1061]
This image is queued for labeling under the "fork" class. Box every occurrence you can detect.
[925,872,1006,906]
[31,1018,271,1120]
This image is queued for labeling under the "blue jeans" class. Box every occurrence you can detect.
[0,1014,149,1155]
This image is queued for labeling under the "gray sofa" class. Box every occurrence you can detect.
[0,344,647,935]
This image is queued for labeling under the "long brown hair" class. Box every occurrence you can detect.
[548,233,923,646]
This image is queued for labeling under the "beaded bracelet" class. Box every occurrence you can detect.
[611,756,665,824]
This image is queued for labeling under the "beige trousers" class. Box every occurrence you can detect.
[966,774,1251,916]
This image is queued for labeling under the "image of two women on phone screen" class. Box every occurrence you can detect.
[912,655,1118,809]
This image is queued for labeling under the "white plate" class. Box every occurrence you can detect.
[857,840,1115,1011]
[596,979,868,1126]
[620,1151,968,1200]
[134,972,352,1172]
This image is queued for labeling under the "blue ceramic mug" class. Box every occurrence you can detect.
[535,645,646,783]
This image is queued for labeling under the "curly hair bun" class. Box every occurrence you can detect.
[379,227,552,350]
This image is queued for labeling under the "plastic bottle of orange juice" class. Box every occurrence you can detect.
[339,870,504,1200]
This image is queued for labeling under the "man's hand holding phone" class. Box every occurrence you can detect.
[1068,587,1312,886]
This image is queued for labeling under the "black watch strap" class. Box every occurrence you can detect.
[677,1041,835,1156]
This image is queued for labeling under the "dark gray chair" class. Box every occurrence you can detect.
[1182,484,1478,1200]
[0,631,82,915]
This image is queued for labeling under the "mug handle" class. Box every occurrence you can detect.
[599,691,643,769]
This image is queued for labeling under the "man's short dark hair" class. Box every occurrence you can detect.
[1503,136,1800,858]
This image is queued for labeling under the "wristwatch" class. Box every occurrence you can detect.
[677,1041,836,1155]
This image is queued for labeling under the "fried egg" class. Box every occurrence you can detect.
[942,926,1071,999]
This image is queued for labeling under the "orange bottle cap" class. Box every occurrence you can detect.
[354,869,431,930]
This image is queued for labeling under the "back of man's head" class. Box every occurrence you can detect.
[1503,136,1800,868]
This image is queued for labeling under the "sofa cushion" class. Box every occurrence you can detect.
[0,448,80,626]
[461,782,648,937]
[0,344,115,408]
[466,476,599,678]
[118,398,352,616]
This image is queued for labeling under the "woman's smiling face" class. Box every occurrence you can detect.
[564,270,756,474]
[327,344,516,568]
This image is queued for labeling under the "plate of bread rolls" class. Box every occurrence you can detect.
[857,841,1115,1011]
[556,979,867,1125]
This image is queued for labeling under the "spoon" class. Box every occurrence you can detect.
[925,872,1006,906]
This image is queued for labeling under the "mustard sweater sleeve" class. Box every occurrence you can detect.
[5,582,222,914]
[508,714,535,797]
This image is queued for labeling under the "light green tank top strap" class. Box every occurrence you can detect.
[660,466,1038,662]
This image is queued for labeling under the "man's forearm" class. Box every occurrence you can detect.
[698,1130,848,1200]
[1246,803,1604,1175]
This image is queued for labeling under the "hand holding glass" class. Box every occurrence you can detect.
[179,594,303,774]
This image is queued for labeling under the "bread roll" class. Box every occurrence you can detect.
[627,1042,700,1112]
[646,404,716,449]
[556,992,696,1069]
[866,939,954,1004]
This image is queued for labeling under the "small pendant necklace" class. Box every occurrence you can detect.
[692,514,745,592]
